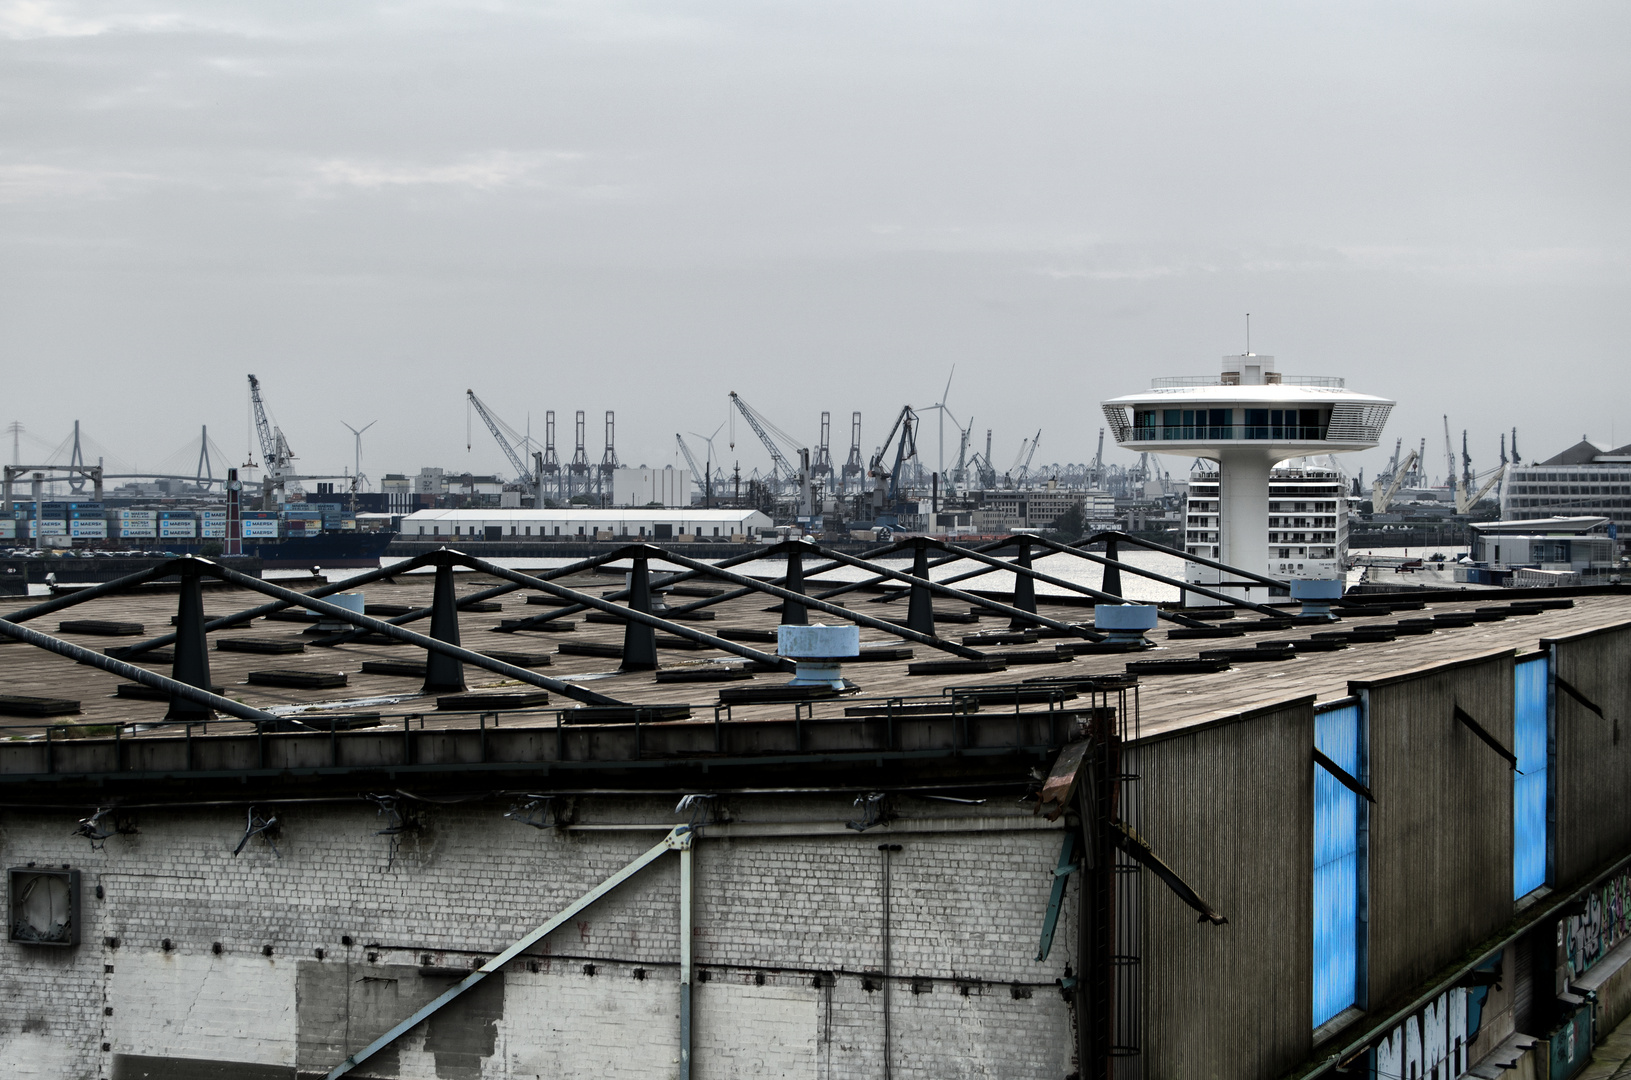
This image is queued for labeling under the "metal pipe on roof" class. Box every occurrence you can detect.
[803,543,1103,640]
[0,616,280,724]
[550,545,985,660]
[200,558,628,706]
[1025,534,1284,617]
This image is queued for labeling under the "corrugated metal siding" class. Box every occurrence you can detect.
[1548,624,1631,885]
[1513,655,1549,898]
[1134,700,1315,1079]
[1314,701,1362,1025]
[1357,653,1515,1007]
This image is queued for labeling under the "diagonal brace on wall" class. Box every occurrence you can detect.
[1313,748,1376,804]
[1110,820,1228,926]
[1453,704,1518,771]
[324,825,696,1079]
[1555,676,1606,720]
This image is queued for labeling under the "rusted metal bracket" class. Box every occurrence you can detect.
[1110,820,1227,926]
[324,824,695,1079]
[1453,704,1518,771]
[1313,748,1375,804]
[1555,676,1605,720]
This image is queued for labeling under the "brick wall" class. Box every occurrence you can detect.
[0,796,1076,1079]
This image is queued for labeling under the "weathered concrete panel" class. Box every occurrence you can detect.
[109,952,297,1071]
[1133,699,1316,1080]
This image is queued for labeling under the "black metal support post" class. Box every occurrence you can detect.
[1008,538,1037,629]
[906,539,934,636]
[166,564,213,721]
[781,545,808,626]
[1101,538,1122,599]
[421,563,467,694]
[621,555,658,671]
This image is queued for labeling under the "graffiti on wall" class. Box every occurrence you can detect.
[1563,870,1631,981]
[1374,988,1474,1080]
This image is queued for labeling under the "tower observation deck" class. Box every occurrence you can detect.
[1102,354,1392,600]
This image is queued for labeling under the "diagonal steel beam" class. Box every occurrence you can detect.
[539,545,985,660]
[325,825,694,1079]
[433,551,800,669]
[1081,530,1291,591]
[0,617,280,724]
[196,559,627,706]
[805,542,1102,641]
[1023,534,1284,618]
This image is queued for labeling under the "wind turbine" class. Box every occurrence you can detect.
[689,422,727,497]
[342,420,377,492]
[922,365,958,479]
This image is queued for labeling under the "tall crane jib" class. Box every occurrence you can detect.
[728,391,801,492]
[247,373,297,501]
[466,389,538,504]
[867,405,919,525]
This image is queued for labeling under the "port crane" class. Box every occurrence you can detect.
[728,392,803,492]
[249,375,297,487]
[1369,449,1419,514]
[812,412,833,483]
[840,412,864,494]
[1014,430,1042,488]
[246,374,343,502]
[1455,464,1506,515]
[466,389,541,503]
[675,434,707,498]
[867,405,919,525]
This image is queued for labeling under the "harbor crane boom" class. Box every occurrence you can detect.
[675,434,707,496]
[841,412,864,493]
[728,392,801,488]
[1455,463,1506,515]
[247,375,295,482]
[466,389,538,500]
[1017,429,1042,487]
[1442,416,1456,488]
[1370,449,1419,514]
[868,405,919,518]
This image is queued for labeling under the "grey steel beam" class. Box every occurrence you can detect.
[805,543,1102,641]
[324,825,695,1079]
[0,617,280,724]
[1023,535,1285,617]
[539,546,986,660]
[1081,530,1291,591]
[199,560,628,706]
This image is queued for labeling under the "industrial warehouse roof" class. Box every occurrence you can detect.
[1,547,1628,799]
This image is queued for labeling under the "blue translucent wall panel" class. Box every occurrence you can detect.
[1314,702,1362,1026]
[1514,655,1549,898]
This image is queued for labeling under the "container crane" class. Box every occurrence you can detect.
[840,412,864,494]
[812,412,833,482]
[466,390,539,502]
[728,391,802,490]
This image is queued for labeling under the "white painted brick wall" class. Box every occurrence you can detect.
[0,796,1078,1079]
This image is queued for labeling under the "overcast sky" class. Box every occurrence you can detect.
[3,1,1627,488]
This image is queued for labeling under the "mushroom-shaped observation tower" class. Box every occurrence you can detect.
[1101,354,1392,591]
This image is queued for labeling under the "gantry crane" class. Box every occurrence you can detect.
[840,412,864,494]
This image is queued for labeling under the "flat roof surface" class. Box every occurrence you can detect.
[3,560,1628,753]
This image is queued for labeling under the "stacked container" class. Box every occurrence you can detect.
[200,508,227,539]
[118,509,158,539]
[159,511,198,539]
[241,511,280,540]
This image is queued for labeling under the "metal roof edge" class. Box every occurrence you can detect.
[1346,647,1516,693]
[1128,693,1318,747]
